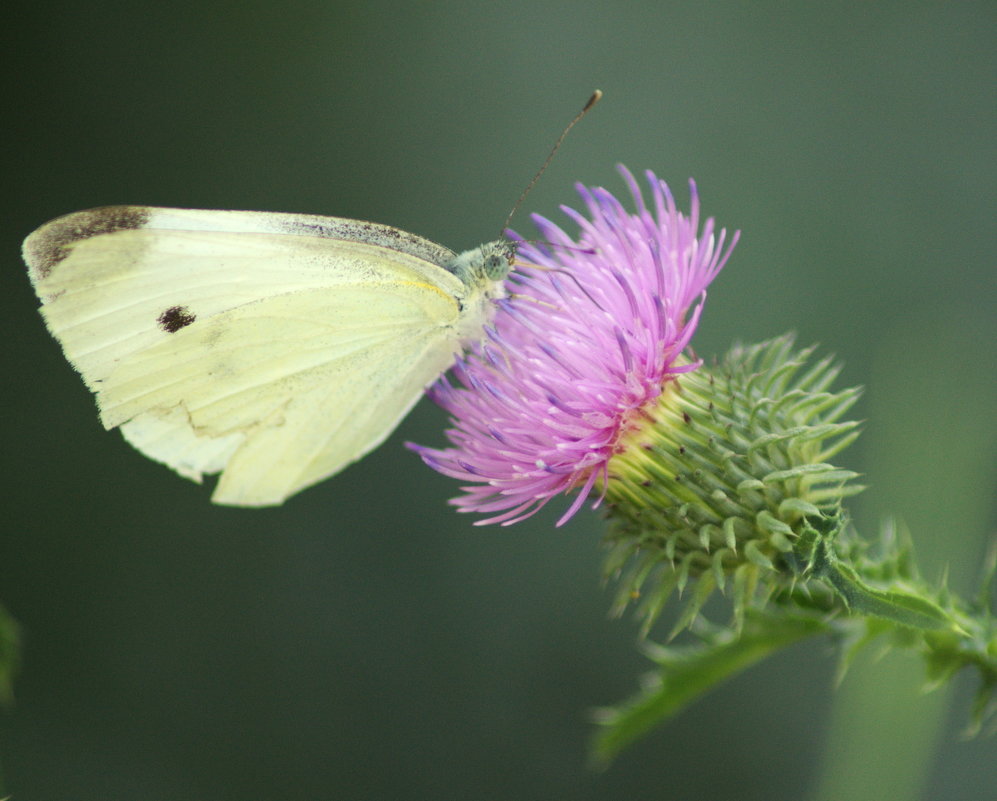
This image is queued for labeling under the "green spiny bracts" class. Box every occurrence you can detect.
[591,338,994,755]
[601,336,864,633]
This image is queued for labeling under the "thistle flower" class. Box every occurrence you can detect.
[409,166,738,525]
[413,166,997,756]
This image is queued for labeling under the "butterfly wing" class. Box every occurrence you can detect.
[25,206,469,505]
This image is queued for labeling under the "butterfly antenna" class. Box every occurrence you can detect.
[501,89,602,236]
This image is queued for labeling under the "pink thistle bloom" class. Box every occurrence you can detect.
[409,166,739,526]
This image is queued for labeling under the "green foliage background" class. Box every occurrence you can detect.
[2,2,993,799]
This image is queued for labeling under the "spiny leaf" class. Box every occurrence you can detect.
[590,610,828,765]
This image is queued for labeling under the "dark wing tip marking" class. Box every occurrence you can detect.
[157,305,197,333]
[24,206,152,283]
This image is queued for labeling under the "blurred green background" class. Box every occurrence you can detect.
[2,2,994,799]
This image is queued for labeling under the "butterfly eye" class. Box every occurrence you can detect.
[482,251,511,281]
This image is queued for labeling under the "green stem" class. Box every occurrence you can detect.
[806,533,996,734]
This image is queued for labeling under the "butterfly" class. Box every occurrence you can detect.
[23,206,512,506]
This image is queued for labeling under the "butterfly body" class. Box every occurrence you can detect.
[24,206,511,506]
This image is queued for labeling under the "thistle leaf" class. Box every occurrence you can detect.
[590,610,828,765]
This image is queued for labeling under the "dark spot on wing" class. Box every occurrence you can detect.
[158,305,196,333]
[24,206,151,282]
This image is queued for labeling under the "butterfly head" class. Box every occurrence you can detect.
[446,240,515,288]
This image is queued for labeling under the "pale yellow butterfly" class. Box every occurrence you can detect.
[23,91,600,507]
[23,207,511,506]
